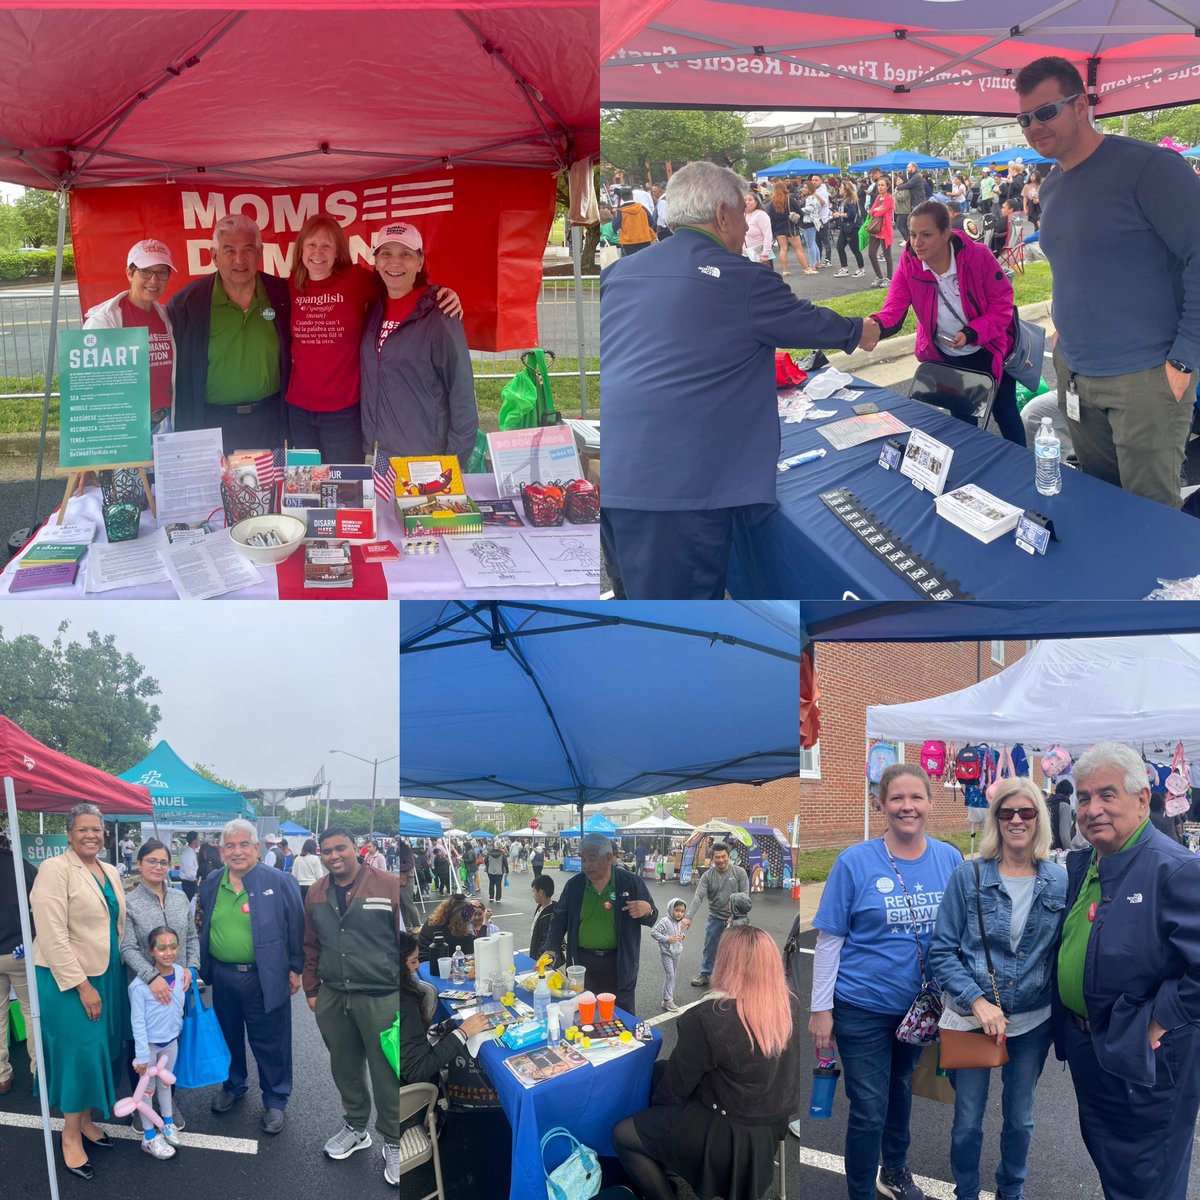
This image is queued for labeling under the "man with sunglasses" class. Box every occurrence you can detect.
[1015,56,1200,510]
[1052,742,1200,1200]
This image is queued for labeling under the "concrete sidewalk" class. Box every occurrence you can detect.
[797,880,827,932]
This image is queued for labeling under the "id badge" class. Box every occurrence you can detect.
[1065,378,1080,422]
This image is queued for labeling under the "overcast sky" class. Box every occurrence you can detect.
[1,602,398,802]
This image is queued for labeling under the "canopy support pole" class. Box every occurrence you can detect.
[30,187,69,531]
[4,776,61,1200]
[571,225,588,417]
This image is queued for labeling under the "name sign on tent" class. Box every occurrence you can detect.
[57,326,155,523]
[70,167,556,353]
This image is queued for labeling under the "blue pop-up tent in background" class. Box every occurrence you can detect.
[118,740,256,827]
[400,602,802,831]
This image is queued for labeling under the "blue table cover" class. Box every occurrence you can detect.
[728,376,1200,598]
[419,955,662,1200]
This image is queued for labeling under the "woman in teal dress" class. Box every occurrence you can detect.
[31,803,130,1180]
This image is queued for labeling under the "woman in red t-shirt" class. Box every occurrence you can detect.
[287,215,461,463]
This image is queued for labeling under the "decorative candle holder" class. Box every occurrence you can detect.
[103,502,140,542]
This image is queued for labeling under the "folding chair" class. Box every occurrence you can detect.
[397,1083,446,1200]
[775,1134,789,1200]
[998,215,1026,274]
[910,360,999,434]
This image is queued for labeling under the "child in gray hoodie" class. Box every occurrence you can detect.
[651,897,687,1012]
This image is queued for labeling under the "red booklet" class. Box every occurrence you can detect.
[275,543,388,600]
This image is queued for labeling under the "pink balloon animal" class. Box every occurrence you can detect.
[113,1052,176,1130]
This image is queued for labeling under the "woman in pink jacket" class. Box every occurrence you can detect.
[866,176,895,288]
[870,200,1024,445]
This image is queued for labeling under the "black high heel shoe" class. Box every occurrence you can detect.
[82,1130,114,1150]
[59,1140,94,1181]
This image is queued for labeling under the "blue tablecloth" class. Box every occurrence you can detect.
[728,376,1200,598]
[419,955,661,1200]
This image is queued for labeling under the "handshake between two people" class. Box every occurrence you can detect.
[858,316,881,352]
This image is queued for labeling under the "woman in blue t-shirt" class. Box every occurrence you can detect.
[806,763,963,1200]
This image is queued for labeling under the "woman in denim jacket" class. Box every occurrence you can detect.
[930,777,1067,1200]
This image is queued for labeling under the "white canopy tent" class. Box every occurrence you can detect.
[866,635,1200,761]
[619,810,695,836]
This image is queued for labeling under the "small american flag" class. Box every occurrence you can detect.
[373,450,397,506]
[253,448,285,489]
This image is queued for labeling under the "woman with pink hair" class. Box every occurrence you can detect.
[612,924,801,1200]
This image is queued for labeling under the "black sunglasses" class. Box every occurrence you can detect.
[1016,93,1081,129]
[997,807,1038,823]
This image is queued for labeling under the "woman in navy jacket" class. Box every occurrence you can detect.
[930,778,1066,1200]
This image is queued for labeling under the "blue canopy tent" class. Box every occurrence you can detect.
[400,602,801,833]
[973,147,1052,168]
[468,829,496,839]
[754,155,839,178]
[399,798,447,840]
[117,741,256,830]
[851,149,949,172]
[279,820,312,838]
[558,813,620,838]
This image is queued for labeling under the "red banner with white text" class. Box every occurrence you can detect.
[70,167,557,352]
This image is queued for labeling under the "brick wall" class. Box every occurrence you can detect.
[687,777,802,845]
[799,639,1031,848]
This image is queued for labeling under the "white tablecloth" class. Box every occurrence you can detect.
[0,475,600,600]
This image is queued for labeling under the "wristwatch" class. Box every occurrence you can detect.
[1167,357,1192,374]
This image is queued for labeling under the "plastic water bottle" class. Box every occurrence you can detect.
[534,973,552,1026]
[809,1055,840,1118]
[1035,416,1061,496]
[450,945,466,984]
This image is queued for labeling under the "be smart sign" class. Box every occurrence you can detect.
[58,327,152,469]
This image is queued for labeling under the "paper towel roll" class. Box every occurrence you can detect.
[495,930,515,974]
[474,935,501,984]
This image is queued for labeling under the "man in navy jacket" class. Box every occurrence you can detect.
[167,213,291,452]
[1052,742,1200,1200]
[543,833,657,1014]
[600,160,880,599]
[199,819,304,1134]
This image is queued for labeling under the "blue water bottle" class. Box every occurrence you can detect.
[809,1053,840,1119]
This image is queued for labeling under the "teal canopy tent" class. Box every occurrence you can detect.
[117,741,256,827]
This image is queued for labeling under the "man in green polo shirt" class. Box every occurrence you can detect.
[169,214,291,452]
[1053,742,1200,1200]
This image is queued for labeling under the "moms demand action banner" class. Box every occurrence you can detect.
[71,167,556,352]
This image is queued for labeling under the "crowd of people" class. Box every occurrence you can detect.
[82,216,473,470]
[601,54,1200,598]
[0,815,404,1184]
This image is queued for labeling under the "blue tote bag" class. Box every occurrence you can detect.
[174,976,231,1090]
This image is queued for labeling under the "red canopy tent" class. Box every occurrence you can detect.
[602,0,1200,117]
[0,2,600,519]
[1,715,153,1200]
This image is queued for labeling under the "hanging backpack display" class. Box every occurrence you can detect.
[986,745,1015,802]
[920,740,947,779]
[955,745,983,784]
[1165,742,1191,816]
[1010,744,1030,777]
[867,742,899,783]
[1040,745,1072,778]
[978,745,998,791]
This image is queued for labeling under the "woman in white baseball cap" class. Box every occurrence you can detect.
[359,222,478,463]
[286,215,463,463]
[82,239,178,435]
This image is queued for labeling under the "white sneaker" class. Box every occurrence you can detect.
[834,268,849,277]
[324,1123,373,1160]
[788,1118,803,1138]
[383,1142,401,1186]
[141,1134,176,1160]
[160,1121,182,1149]
[853,268,866,277]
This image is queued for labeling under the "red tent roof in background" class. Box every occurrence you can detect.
[0,4,598,190]
[0,715,154,815]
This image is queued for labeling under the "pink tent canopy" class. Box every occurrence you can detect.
[0,4,598,190]
[602,0,1200,117]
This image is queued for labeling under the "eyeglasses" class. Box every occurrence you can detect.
[142,858,170,867]
[134,266,171,281]
[1016,93,1081,129]
[996,807,1038,823]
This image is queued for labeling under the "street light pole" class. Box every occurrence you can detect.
[330,748,398,838]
